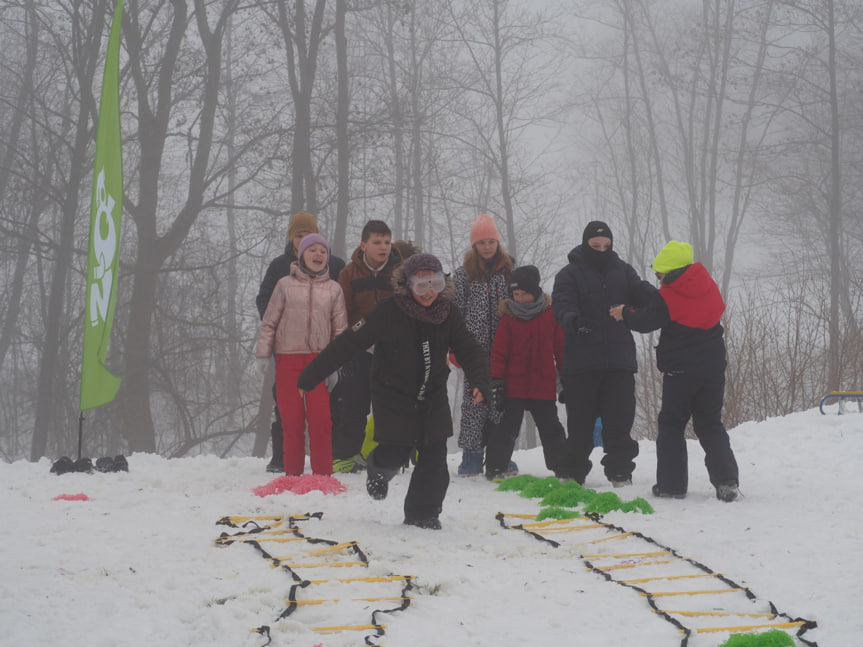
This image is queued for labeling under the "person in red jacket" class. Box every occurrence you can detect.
[610,241,739,502]
[485,265,568,480]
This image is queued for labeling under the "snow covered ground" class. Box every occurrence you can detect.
[1,407,860,647]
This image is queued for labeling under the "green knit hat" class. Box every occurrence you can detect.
[652,241,693,274]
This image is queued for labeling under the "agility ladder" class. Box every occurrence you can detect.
[496,512,818,647]
[215,512,414,646]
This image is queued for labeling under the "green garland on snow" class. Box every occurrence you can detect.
[718,629,795,647]
[496,475,654,516]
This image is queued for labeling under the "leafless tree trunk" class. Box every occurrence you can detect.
[122,0,239,452]
[333,0,350,259]
[32,0,108,460]
[274,0,329,215]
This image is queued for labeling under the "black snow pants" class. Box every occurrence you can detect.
[560,370,639,484]
[656,370,739,494]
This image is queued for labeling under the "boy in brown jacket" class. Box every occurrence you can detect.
[331,220,402,472]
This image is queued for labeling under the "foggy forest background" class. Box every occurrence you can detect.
[2,0,862,463]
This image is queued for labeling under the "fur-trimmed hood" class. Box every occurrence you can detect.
[498,293,551,317]
[391,265,456,302]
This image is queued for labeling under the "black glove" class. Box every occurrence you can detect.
[491,378,506,412]
[558,389,567,404]
[574,316,594,334]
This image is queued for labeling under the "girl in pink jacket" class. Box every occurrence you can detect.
[256,234,347,475]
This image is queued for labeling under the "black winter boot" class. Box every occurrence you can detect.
[366,449,399,501]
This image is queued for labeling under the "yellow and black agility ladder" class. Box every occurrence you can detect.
[215,512,414,646]
[496,512,818,647]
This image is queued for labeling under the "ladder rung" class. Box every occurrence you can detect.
[601,558,683,571]
[696,621,806,634]
[582,551,670,559]
[646,588,744,598]
[621,572,717,584]
[312,623,386,633]
[306,575,414,585]
[275,561,367,569]
[291,596,412,606]
[584,532,635,544]
[658,609,776,619]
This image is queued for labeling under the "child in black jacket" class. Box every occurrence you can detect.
[298,253,490,529]
[610,241,739,502]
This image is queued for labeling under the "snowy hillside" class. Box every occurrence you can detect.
[1,408,860,647]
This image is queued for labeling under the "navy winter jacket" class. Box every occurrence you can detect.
[552,245,655,375]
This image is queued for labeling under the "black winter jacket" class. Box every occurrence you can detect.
[256,244,346,319]
[552,245,655,375]
[621,263,726,375]
[297,274,490,447]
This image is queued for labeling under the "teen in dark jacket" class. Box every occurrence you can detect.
[256,212,345,472]
[610,241,739,502]
[330,220,402,474]
[298,254,490,529]
[552,221,655,486]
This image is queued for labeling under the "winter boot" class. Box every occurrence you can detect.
[74,457,93,473]
[50,456,75,475]
[366,449,399,500]
[333,456,365,474]
[715,482,739,502]
[403,517,442,530]
[652,484,686,499]
[609,474,632,488]
[265,457,283,473]
[95,456,116,473]
[457,450,484,476]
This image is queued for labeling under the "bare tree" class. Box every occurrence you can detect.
[30,0,110,460]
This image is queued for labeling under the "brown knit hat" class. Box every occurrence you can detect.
[286,211,320,247]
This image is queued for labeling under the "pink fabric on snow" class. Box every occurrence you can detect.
[53,493,90,501]
[252,474,347,498]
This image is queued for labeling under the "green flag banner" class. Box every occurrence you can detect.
[80,0,124,411]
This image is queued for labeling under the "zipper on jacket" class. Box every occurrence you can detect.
[306,279,314,349]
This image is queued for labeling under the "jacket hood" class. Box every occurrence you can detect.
[660,262,725,329]
[392,265,456,303]
[662,263,715,299]
[498,293,551,317]
[289,261,331,282]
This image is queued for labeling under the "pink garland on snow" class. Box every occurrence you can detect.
[253,474,346,498]
[53,493,91,501]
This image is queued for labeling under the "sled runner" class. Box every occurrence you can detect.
[818,391,863,415]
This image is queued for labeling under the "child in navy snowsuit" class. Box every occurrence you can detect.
[610,241,739,502]
[486,266,567,479]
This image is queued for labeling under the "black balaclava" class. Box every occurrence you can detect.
[581,220,613,269]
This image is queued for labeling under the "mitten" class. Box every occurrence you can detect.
[256,357,271,375]
[491,378,506,412]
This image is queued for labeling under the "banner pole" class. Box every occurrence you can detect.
[77,411,85,460]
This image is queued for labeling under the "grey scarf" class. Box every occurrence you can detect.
[508,297,546,321]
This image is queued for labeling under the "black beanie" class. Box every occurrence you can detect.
[582,221,613,247]
[509,265,543,300]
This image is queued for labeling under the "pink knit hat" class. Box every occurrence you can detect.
[470,213,501,246]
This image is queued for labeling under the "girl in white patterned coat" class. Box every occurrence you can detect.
[453,214,514,475]
[256,234,347,475]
